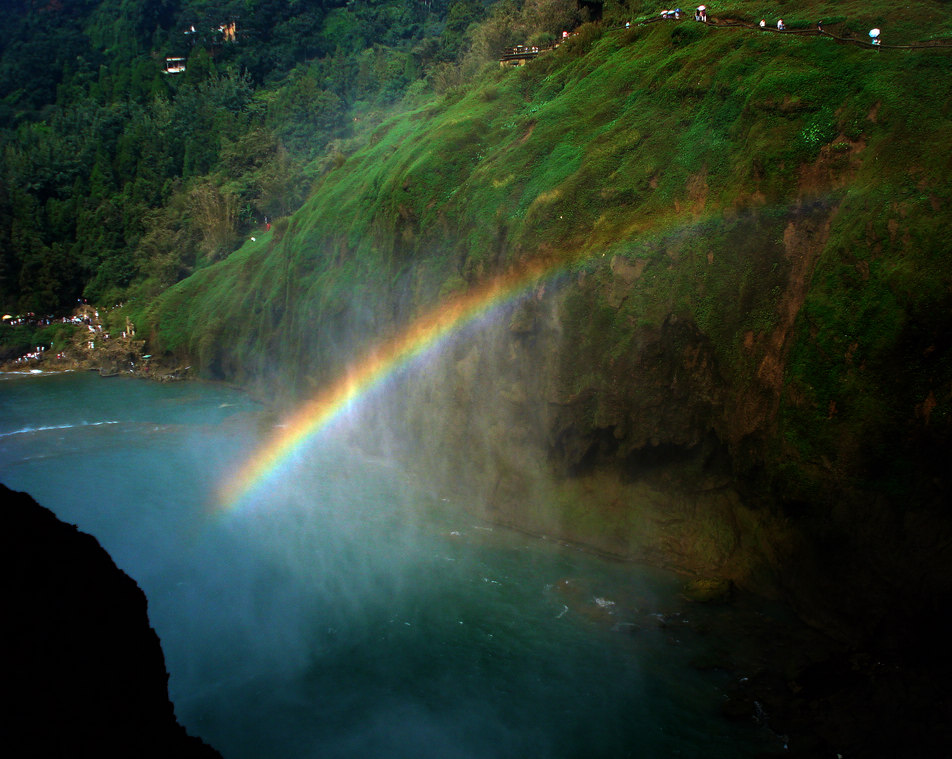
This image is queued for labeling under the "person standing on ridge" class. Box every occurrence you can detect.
[759,18,766,28]
[777,18,785,30]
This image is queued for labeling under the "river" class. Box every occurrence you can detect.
[0,371,780,758]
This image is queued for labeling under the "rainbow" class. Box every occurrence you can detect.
[216,258,565,512]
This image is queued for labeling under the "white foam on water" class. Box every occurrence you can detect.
[0,420,120,438]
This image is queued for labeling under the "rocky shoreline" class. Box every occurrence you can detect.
[497,521,950,758]
[1,305,192,381]
[457,506,951,758]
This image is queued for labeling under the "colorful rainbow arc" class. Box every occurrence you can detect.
[216,258,562,512]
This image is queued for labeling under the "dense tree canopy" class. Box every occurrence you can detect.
[2,0,588,315]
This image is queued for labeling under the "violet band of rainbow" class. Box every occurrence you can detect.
[216,259,558,511]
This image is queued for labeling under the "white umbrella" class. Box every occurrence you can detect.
[869,28,881,38]
[697,5,706,9]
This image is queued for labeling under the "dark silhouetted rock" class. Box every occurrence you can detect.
[0,484,221,759]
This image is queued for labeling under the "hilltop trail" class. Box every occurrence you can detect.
[635,14,952,49]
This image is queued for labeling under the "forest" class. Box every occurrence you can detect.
[0,0,591,343]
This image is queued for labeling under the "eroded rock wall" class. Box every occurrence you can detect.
[369,201,952,650]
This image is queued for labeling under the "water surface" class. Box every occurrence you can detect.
[0,371,777,758]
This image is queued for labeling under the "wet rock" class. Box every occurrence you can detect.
[682,576,733,603]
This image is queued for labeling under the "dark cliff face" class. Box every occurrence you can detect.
[0,484,221,759]
[362,260,952,652]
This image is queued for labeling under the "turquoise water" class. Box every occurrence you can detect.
[0,372,777,758]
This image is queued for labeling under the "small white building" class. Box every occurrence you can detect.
[163,57,186,74]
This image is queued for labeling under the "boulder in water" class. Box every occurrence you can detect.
[681,576,733,603]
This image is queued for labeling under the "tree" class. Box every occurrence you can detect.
[188,179,239,262]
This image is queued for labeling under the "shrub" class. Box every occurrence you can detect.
[671,23,707,47]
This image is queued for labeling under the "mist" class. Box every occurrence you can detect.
[0,372,774,758]
[152,427,642,759]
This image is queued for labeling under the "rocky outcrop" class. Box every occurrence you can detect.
[0,484,221,759]
[366,234,952,654]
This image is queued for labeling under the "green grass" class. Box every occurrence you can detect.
[144,2,952,503]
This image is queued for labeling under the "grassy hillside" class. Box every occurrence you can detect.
[0,0,512,317]
[141,5,952,667]
[148,3,952,470]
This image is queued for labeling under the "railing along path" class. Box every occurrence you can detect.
[500,15,952,64]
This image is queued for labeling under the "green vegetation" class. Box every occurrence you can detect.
[4,0,952,510]
[0,0,527,316]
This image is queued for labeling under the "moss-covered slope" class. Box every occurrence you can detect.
[145,10,952,643]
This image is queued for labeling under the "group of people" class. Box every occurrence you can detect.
[7,345,48,366]
[757,18,824,32]
[655,5,703,22]
[757,16,881,43]
[651,4,885,46]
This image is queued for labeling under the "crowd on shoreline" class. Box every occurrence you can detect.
[0,303,176,378]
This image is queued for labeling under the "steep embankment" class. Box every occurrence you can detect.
[1,484,220,758]
[146,16,952,646]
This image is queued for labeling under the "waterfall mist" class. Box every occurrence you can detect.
[0,343,776,757]
[339,283,570,529]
